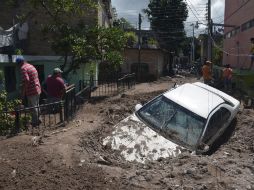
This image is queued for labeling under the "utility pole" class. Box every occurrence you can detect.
[207,0,212,62]
[138,13,142,81]
[191,24,195,63]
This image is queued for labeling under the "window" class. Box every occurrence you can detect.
[224,32,232,39]
[241,18,254,32]
[203,107,231,143]
[4,66,16,93]
[137,96,206,147]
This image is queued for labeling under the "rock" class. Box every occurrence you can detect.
[32,136,43,146]
[144,174,152,182]
[135,170,141,175]
[197,160,207,166]
[157,157,163,162]
[236,169,242,174]
[97,156,112,166]
[11,169,16,178]
[184,169,194,175]
[224,152,231,156]
[143,164,151,170]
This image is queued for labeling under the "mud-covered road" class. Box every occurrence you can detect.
[0,77,253,190]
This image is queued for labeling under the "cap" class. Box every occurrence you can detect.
[15,56,25,64]
[53,68,63,74]
[206,60,212,64]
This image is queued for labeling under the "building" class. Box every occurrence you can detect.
[223,0,254,69]
[0,0,112,98]
[122,30,165,81]
[0,0,112,55]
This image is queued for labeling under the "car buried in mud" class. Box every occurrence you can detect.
[103,82,240,163]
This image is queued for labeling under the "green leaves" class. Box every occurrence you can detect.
[0,91,23,135]
[144,0,188,52]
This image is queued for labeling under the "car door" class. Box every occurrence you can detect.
[201,105,232,146]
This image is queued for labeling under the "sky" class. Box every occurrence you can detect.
[111,0,225,36]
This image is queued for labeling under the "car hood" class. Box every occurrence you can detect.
[103,114,184,163]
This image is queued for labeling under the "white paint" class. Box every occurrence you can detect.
[103,114,182,163]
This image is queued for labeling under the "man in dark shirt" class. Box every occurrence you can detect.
[45,68,66,102]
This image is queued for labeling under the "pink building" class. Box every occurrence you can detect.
[223,0,254,69]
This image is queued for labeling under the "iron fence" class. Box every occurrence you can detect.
[0,73,136,136]
[64,85,76,121]
[83,73,136,98]
[0,101,64,136]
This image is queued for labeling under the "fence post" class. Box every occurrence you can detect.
[60,101,64,123]
[73,87,76,114]
[14,109,20,134]
[64,94,68,121]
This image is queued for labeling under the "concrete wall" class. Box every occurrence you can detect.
[223,0,254,69]
[122,48,165,78]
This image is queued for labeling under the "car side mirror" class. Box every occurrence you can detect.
[135,104,142,112]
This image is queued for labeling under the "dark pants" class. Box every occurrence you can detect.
[204,79,211,85]
[224,78,232,92]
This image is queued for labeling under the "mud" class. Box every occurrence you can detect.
[0,77,254,190]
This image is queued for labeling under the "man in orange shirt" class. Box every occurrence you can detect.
[202,60,212,85]
[223,64,233,92]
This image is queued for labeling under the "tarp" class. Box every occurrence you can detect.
[0,25,17,48]
[0,23,28,48]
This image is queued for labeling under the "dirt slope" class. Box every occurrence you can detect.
[0,77,253,190]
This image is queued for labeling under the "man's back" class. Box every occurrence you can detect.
[223,68,233,79]
[202,65,211,80]
[46,75,65,99]
[21,62,41,96]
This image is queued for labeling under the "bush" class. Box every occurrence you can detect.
[0,91,29,135]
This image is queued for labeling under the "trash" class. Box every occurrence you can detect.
[32,136,43,146]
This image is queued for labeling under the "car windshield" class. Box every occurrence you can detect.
[136,95,206,149]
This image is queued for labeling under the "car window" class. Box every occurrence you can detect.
[203,107,231,143]
[137,95,206,148]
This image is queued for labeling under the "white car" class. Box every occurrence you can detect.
[103,82,240,163]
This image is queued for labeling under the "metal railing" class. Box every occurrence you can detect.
[64,85,76,121]
[0,73,136,136]
[117,73,136,93]
[1,101,64,136]
[83,73,136,98]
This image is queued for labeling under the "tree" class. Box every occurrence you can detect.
[111,6,134,29]
[7,0,127,76]
[144,0,188,75]
[113,17,134,29]
[144,0,188,52]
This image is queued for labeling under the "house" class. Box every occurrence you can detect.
[122,30,165,81]
[0,0,112,97]
[223,0,254,69]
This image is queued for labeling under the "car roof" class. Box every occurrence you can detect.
[163,83,224,119]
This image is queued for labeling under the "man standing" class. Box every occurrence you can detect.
[249,38,254,70]
[202,60,212,85]
[45,68,66,102]
[223,64,233,92]
[16,56,41,127]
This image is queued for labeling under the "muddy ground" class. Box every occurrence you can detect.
[0,76,253,190]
